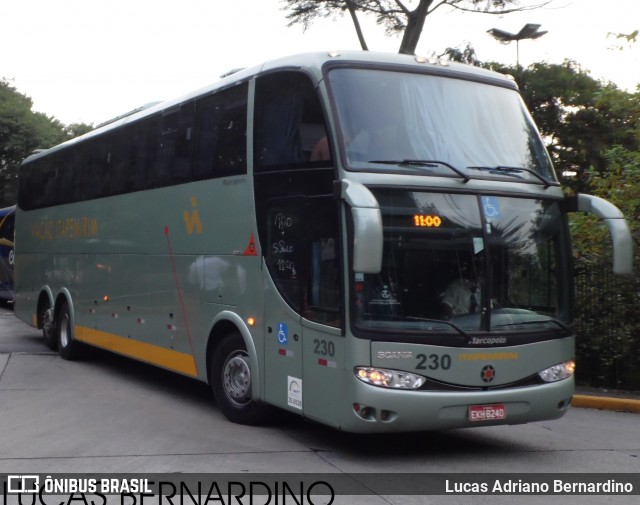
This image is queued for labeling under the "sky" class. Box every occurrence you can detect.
[2,0,639,126]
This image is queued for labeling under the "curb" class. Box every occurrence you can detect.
[572,394,640,414]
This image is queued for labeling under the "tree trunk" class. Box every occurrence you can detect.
[398,0,433,55]
[346,0,368,50]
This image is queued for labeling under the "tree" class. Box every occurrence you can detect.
[608,29,639,51]
[441,41,481,65]
[282,0,549,55]
[64,122,94,139]
[569,146,640,388]
[0,79,93,207]
[0,80,62,206]
[485,60,640,192]
[442,50,640,386]
[510,62,640,388]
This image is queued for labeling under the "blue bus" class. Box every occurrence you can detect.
[0,205,16,303]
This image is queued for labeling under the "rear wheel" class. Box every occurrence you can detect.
[41,303,57,350]
[210,332,269,425]
[56,300,81,360]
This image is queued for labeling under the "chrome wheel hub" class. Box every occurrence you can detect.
[223,352,251,406]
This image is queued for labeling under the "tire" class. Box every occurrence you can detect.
[41,304,57,350]
[210,332,269,425]
[56,300,81,360]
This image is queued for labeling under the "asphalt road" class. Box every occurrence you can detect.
[1,303,639,504]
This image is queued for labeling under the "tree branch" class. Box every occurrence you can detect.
[441,0,552,15]
[427,0,460,15]
[356,0,405,16]
[346,0,369,49]
[392,0,412,15]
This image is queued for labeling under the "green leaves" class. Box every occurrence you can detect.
[0,79,92,207]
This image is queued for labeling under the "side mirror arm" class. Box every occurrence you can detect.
[566,194,634,275]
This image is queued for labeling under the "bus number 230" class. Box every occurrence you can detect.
[416,353,452,371]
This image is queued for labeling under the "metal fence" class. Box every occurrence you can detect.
[574,262,640,390]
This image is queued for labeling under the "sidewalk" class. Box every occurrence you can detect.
[573,386,640,414]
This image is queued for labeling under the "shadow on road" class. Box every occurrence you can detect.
[1,305,538,460]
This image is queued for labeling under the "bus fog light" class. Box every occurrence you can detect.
[539,360,575,383]
[355,367,426,389]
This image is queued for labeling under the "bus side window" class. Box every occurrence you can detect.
[141,116,161,189]
[305,202,341,327]
[81,139,108,201]
[21,159,46,209]
[172,101,194,182]
[192,83,248,180]
[60,149,82,204]
[214,101,247,176]
[254,72,330,171]
[129,122,151,191]
[254,71,338,325]
[265,197,342,328]
[40,153,60,206]
[154,103,195,187]
[265,203,304,312]
[106,129,134,196]
[156,108,179,187]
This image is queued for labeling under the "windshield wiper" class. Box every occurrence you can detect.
[405,316,470,337]
[493,318,572,333]
[369,159,470,183]
[467,165,552,188]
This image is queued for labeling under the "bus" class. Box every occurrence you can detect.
[14,51,633,432]
[0,205,16,303]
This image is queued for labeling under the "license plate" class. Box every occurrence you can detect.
[468,404,506,422]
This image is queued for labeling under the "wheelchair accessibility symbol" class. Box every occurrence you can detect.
[277,322,288,345]
[482,196,501,220]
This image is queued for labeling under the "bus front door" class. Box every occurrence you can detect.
[262,277,304,413]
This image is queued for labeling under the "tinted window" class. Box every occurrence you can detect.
[193,83,248,179]
[265,196,341,327]
[254,72,330,171]
[19,82,249,210]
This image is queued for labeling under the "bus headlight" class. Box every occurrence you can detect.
[355,367,426,389]
[538,360,575,383]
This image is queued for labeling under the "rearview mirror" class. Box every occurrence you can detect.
[338,180,383,274]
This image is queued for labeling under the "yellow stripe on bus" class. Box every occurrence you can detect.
[77,326,198,378]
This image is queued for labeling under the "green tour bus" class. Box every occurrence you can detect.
[14,51,633,432]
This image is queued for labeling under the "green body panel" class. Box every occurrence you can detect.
[15,175,264,382]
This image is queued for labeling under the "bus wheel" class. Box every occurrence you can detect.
[41,305,57,350]
[56,300,81,361]
[211,332,269,425]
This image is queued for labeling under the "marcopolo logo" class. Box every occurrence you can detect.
[469,336,507,345]
[481,365,496,383]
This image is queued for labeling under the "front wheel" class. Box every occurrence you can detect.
[56,300,81,360]
[210,332,269,425]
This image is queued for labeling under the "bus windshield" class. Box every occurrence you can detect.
[353,191,572,335]
[328,68,556,184]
